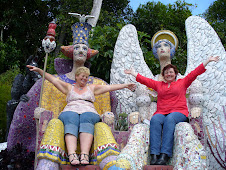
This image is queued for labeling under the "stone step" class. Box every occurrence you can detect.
[61,164,173,170]
[61,165,101,170]
[143,165,174,170]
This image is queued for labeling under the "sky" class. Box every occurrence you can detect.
[129,0,216,15]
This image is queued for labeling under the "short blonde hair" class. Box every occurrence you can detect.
[75,66,90,76]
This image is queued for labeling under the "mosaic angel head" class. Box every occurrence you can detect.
[151,30,178,60]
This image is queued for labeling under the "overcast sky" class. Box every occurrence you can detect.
[129,0,216,15]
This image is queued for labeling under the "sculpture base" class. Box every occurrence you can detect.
[61,165,101,170]
[143,165,174,170]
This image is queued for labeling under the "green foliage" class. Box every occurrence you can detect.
[136,31,160,75]
[98,0,133,27]
[0,84,10,142]
[115,112,128,131]
[203,0,226,49]
[0,67,21,142]
[171,46,187,75]
[0,66,21,85]
[89,24,124,82]
[0,0,50,69]
[0,37,22,74]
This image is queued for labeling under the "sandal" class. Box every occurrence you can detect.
[68,153,80,166]
[80,153,90,165]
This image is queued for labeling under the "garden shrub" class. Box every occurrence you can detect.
[0,67,20,142]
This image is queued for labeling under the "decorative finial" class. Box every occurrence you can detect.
[42,20,57,53]
[68,12,95,23]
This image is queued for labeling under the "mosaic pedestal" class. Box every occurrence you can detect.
[143,165,174,170]
[61,165,101,170]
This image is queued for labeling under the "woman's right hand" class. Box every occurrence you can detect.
[124,68,138,77]
[26,65,40,72]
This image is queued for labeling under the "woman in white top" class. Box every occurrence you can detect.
[27,65,136,166]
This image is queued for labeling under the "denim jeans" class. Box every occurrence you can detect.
[149,112,188,157]
[58,111,100,138]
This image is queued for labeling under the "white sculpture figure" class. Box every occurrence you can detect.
[135,84,156,124]
[110,16,225,169]
[185,16,225,170]
[68,12,95,23]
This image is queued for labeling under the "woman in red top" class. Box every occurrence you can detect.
[125,55,219,165]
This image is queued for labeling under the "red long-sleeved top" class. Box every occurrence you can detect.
[136,64,206,117]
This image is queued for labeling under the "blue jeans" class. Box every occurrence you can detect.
[149,112,188,157]
[58,111,100,138]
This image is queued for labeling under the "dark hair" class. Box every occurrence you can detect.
[162,64,179,76]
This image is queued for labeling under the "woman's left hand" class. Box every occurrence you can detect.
[203,56,220,67]
[208,56,220,62]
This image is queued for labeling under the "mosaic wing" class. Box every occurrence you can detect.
[110,24,154,114]
[185,16,226,168]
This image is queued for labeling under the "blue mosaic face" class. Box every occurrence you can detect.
[152,39,176,60]
[156,41,171,59]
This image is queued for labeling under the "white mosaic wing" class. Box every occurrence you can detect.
[185,16,226,168]
[110,24,154,114]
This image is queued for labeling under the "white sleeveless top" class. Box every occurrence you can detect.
[62,84,98,115]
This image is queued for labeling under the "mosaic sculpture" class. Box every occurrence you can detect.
[34,16,126,169]
[110,16,225,169]
[135,84,156,124]
[5,55,41,140]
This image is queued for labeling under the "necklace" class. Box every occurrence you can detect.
[76,84,84,90]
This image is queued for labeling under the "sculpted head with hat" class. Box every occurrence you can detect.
[61,21,98,80]
[61,22,98,66]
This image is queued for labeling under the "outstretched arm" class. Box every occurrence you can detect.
[124,68,138,78]
[26,65,71,94]
[93,83,136,96]
[203,56,220,67]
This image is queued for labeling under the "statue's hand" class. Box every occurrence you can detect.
[102,112,115,125]
[20,94,30,102]
[34,107,46,119]
[190,107,202,118]
[129,112,139,124]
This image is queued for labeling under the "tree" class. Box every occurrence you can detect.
[88,24,122,81]
[0,0,133,75]
[0,37,22,73]
[203,0,226,49]
[98,0,133,27]
[0,0,51,73]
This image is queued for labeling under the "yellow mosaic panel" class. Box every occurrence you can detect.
[41,79,67,118]
[38,119,67,164]
[94,122,117,149]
